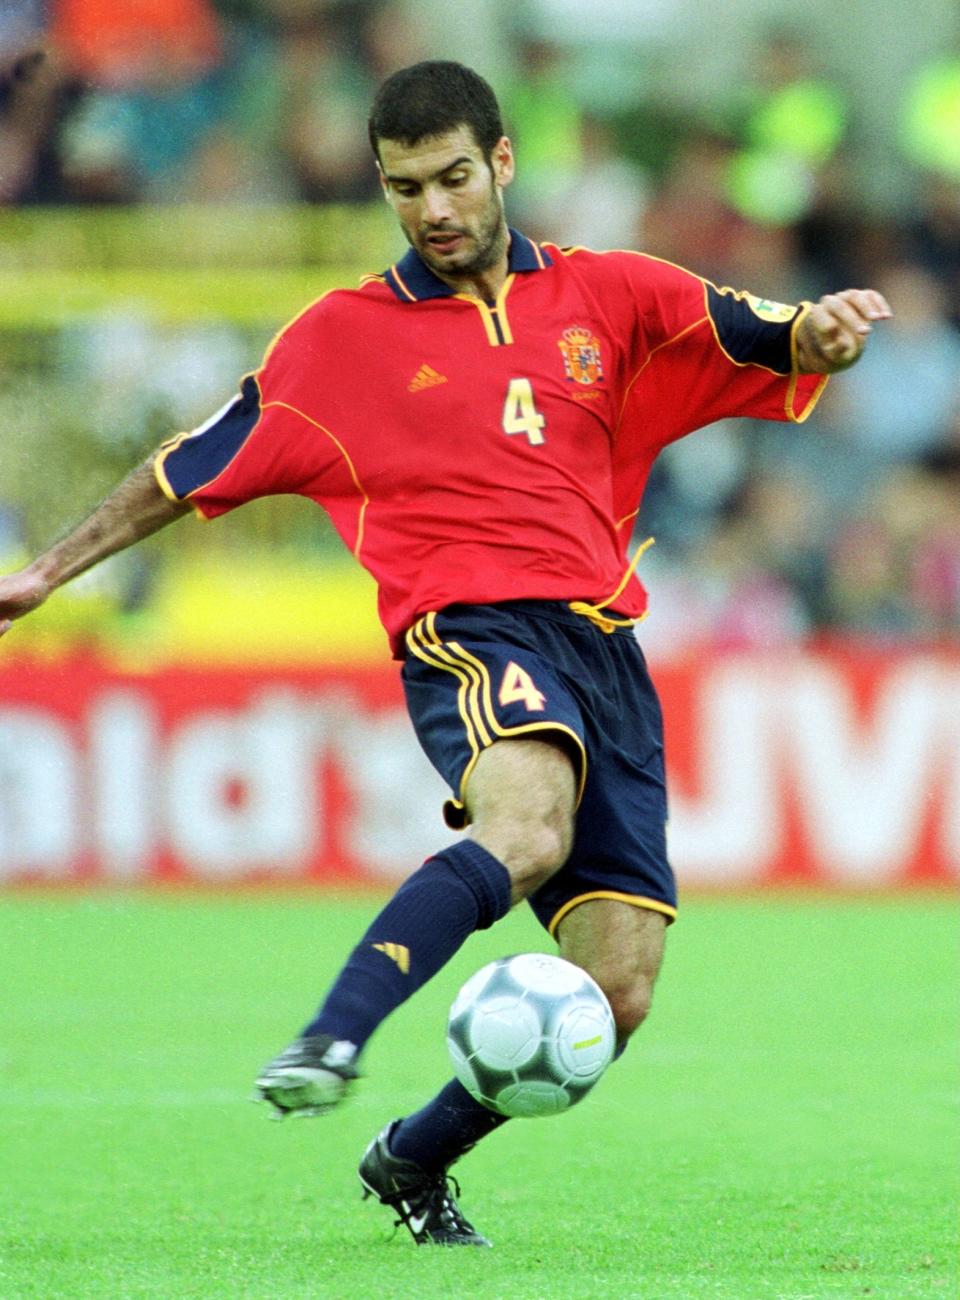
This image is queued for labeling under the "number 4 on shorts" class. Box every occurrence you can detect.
[498,661,546,712]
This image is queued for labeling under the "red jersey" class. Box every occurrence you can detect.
[155,231,827,656]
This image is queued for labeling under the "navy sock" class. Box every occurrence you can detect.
[303,840,512,1051]
[389,1078,509,1173]
[391,1037,633,1174]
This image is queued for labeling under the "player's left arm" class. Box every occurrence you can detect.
[794,288,893,373]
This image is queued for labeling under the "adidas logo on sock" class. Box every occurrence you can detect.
[408,364,448,393]
[372,942,411,974]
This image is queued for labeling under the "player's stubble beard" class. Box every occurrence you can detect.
[408,175,508,285]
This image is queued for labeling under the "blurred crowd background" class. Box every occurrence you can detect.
[0,0,958,660]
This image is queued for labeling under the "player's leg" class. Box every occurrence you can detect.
[357,1101,497,1247]
[299,735,576,1047]
[256,736,577,1117]
[359,904,666,1246]
[353,739,579,1243]
[351,738,577,1243]
[529,620,674,1050]
[467,734,577,902]
[357,615,672,1243]
[554,898,667,1047]
[382,900,666,1191]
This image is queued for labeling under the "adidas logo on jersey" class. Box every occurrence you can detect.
[372,942,411,974]
[408,364,448,393]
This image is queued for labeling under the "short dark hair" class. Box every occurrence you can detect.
[368,61,504,161]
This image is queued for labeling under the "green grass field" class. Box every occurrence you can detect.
[0,892,956,1299]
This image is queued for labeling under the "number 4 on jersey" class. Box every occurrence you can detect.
[502,378,546,446]
[498,661,546,712]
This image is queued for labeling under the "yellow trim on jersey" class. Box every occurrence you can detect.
[390,262,418,302]
[554,244,719,439]
[614,316,707,437]
[261,290,339,369]
[554,243,709,282]
[408,611,589,819]
[790,301,813,372]
[153,372,265,512]
[153,435,189,501]
[556,245,824,423]
[153,289,344,503]
[548,890,678,937]
[152,441,211,523]
[492,274,516,344]
[261,400,370,560]
[153,281,385,527]
[569,537,654,634]
[152,447,213,523]
[455,292,499,345]
[702,280,797,380]
[454,273,516,346]
[786,302,830,423]
[155,290,352,510]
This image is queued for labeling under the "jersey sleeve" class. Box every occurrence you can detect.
[153,303,347,519]
[699,283,827,423]
[612,253,828,447]
[602,251,830,530]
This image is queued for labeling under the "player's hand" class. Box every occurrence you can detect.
[797,289,893,373]
[0,567,51,637]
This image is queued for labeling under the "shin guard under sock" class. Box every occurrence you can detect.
[389,1078,509,1173]
[303,840,511,1051]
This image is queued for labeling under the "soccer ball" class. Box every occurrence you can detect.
[446,953,616,1118]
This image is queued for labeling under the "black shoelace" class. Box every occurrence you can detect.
[392,1174,471,1238]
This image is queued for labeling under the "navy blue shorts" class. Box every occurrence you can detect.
[401,601,677,936]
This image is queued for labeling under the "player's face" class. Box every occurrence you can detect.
[377,126,514,285]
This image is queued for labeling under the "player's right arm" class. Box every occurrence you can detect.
[0,455,190,637]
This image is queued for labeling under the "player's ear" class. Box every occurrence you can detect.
[491,136,514,190]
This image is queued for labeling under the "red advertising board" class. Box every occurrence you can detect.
[0,647,957,888]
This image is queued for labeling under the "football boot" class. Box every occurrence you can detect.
[254,1034,359,1118]
[358,1120,492,1247]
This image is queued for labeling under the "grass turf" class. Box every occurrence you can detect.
[0,892,956,1299]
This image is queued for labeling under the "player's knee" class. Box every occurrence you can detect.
[467,738,577,898]
[512,821,572,895]
[474,816,571,898]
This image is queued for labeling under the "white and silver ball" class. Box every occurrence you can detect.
[447,953,616,1118]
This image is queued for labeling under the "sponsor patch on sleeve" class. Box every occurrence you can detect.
[743,293,797,323]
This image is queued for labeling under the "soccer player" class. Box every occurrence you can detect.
[0,61,891,1248]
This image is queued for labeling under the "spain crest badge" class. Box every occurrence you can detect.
[558,326,604,386]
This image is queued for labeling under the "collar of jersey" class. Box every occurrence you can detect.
[383,228,552,303]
